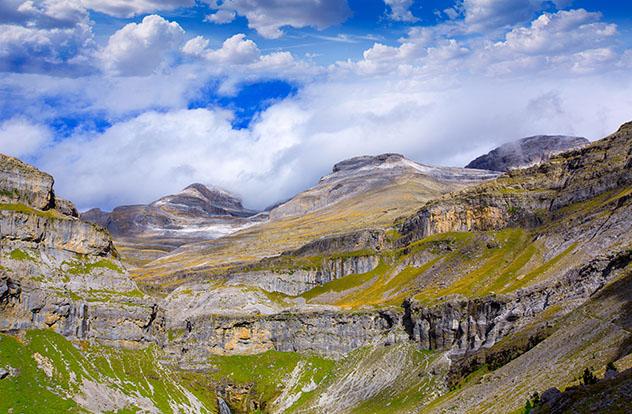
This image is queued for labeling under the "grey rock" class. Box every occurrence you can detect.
[0,153,54,210]
[218,397,232,414]
[466,135,589,172]
[0,209,114,256]
[81,183,265,251]
[540,387,562,404]
[55,197,79,217]
[400,125,632,245]
[228,254,379,295]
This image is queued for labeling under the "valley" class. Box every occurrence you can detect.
[1,122,630,413]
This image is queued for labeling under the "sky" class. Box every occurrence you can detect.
[0,0,631,211]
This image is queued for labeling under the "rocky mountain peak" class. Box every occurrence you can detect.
[332,153,406,173]
[466,135,589,172]
[270,153,499,221]
[152,183,251,217]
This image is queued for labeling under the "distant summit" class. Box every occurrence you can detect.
[269,153,499,220]
[466,135,589,172]
[152,183,255,218]
[81,184,263,249]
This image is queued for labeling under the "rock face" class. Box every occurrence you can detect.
[227,254,379,295]
[0,154,54,210]
[0,152,163,344]
[164,308,408,364]
[401,124,631,244]
[162,246,630,365]
[406,249,631,355]
[465,135,589,171]
[82,184,265,252]
[269,153,499,220]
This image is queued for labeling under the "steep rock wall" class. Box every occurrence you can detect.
[227,255,379,295]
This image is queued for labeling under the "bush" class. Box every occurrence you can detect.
[582,367,598,385]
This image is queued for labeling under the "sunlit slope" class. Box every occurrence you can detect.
[421,266,632,414]
[250,184,631,310]
[0,330,219,413]
[134,174,490,286]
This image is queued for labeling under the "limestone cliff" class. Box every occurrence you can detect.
[400,122,632,244]
[0,153,162,345]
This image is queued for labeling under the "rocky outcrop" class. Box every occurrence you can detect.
[400,123,632,244]
[165,309,408,364]
[405,248,631,355]
[269,153,499,220]
[55,197,79,217]
[466,135,589,172]
[0,152,163,345]
[289,229,386,256]
[228,254,379,295]
[0,153,54,210]
[1,209,114,255]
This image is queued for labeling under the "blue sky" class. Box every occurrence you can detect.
[0,0,631,210]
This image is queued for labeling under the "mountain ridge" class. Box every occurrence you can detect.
[466,134,589,171]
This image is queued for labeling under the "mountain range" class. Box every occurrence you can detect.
[1,126,630,414]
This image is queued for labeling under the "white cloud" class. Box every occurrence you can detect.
[462,0,539,31]
[38,108,298,209]
[181,33,317,93]
[0,0,94,74]
[205,10,236,24]
[205,0,351,38]
[495,9,616,55]
[480,9,618,75]
[342,8,622,78]
[183,34,260,64]
[0,118,51,158]
[100,15,185,76]
[459,0,578,32]
[81,0,193,18]
[384,0,418,22]
[36,74,632,211]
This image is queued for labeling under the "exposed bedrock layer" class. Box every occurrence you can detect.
[400,123,632,245]
[227,255,380,295]
[161,248,630,365]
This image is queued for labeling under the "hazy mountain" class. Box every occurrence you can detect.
[466,135,589,171]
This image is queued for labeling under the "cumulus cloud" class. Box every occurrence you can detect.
[0,0,94,74]
[205,0,351,38]
[82,0,194,18]
[100,15,185,76]
[205,10,236,24]
[0,118,51,158]
[181,33,317,94]
[343,8,624,78]
[483,9,619,74]
[495,9,616,55]
[183,34,260,64]
[384,0,418,22]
